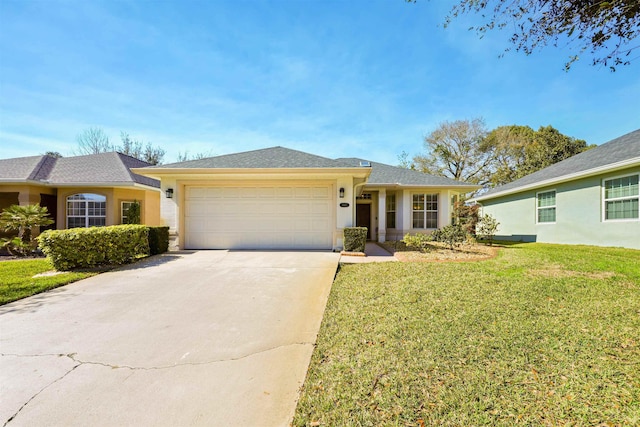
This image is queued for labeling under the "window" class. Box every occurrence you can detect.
[537,190,556,223]
[386,194,396,228]
[67,193,106,228]
[121,201,135,224]
[412,194,438,229]
[357,193,372,200]
[604,174,639,220]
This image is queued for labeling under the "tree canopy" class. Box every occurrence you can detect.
[486,125,592,186]
[408,119,592,189]
[413,118,495,186]
[428,0,640,71]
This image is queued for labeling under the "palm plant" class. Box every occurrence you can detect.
[0,204,54,256]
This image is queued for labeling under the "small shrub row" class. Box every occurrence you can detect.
[38,225,170,271]
[403,213,499,252]
[343,227,367,252]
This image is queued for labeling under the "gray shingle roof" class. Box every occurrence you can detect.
[157,146,353,169]
[0,155,47,180]
[477,128,640,200]
[0,152,160,188]
[337,158,479,188]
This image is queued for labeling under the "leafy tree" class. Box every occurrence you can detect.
[485,125,536,186]
[0,204,54,256]
[75,127,111,155]
[413,118,494,186]
[438,0,640,71]
[526,125,592,173]
[44,151,63,158]
[486,125,592,186]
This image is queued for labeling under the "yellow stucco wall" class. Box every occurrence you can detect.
[56,187,161,228]
[0,184,56,205]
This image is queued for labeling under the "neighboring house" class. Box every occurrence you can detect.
[134,147,479,250]
[0,152,161,232]
[473,129,640,249]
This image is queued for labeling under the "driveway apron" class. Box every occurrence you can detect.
[0,250,340,426]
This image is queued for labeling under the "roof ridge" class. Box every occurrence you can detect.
[27,155,57,181]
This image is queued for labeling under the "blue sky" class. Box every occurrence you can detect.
[1,0,638,164]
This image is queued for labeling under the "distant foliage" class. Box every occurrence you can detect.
[407,120,591,189]
[74,127,165,165]
[175,150,216,162]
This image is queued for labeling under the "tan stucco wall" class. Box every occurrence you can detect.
[56,187,160,229]
[0,184,56,206]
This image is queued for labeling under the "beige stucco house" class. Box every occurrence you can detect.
[0,152,161,233]
[135,147,479,250]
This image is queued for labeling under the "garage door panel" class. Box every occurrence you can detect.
[185,184,334,249]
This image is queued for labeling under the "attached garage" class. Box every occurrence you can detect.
[184,182,335,250]
[133,146,374,251]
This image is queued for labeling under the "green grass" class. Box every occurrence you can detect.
[294,243,640,426]
[0,258,95,305]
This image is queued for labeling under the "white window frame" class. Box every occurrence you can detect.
[536,190,556,224]
[412,193,438,229]
[386,193,396,229]
[602,173,640,222]
[66,193,106,228]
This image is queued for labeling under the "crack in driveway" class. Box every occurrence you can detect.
[2,342,313,370]
[2,341,313,425]
[3,362,81,427]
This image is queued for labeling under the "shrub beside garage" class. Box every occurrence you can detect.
[38,225,169,271]
[343,227,367,252]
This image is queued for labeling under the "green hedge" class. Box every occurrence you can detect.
[38,225,150,271]
[148,226,170,255]
[343,227,367,252]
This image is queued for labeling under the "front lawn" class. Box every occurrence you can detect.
[294,243,640,426]
[0,258,95,305]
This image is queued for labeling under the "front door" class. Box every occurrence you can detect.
[356,204,371,239]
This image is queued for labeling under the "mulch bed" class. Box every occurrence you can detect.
[380,241,500,262]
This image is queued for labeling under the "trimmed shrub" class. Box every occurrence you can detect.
[38,225,150,271]
[476,214,500,246]
[147,226,170,255]
[431,224,467,250]
[343,227,367,252]
[402,233,432,252]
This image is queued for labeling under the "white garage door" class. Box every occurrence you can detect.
[185,183,335,249]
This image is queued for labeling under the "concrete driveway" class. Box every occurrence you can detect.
[0,250,340,426]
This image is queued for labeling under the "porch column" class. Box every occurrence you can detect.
[401,189,411,235]
[378,188,386,242]
[439,190,451,228]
